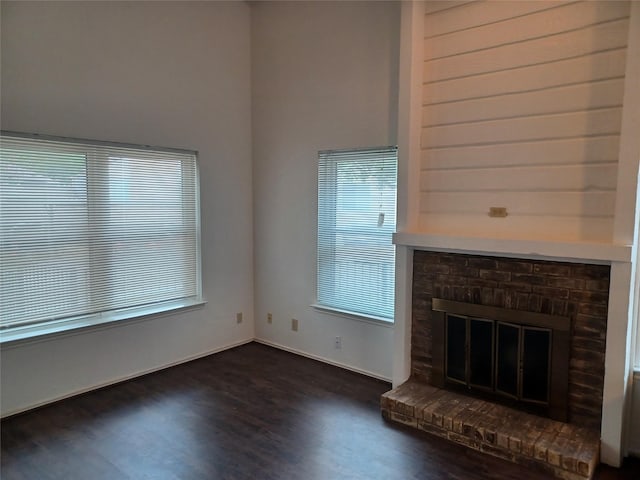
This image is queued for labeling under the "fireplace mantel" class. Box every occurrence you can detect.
[393,231,632,264]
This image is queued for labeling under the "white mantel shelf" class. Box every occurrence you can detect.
[393,232,633,264]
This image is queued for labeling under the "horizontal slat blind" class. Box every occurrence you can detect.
[317,147,397,320]
[0,133,199,330]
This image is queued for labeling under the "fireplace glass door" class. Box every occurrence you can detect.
[432,298,569,421]
[445,314,552,406]
[445,315,495,390]
[495,322,551,404]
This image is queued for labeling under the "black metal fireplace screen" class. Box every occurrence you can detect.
[431,299,570,422]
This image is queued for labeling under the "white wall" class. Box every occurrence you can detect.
[0,1,254,416]
[251,1,400,380]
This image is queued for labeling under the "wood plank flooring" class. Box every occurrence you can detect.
[1,342,638,479]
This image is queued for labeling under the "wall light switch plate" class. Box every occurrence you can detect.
[488,207,508,218]
[291,318,299,332]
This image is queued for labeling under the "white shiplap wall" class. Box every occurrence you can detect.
[420,0,630,242]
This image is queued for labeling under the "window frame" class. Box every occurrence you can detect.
[315,146,398,323]
[0,131,204,344]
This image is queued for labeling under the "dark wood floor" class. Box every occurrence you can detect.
[1,342,638,480]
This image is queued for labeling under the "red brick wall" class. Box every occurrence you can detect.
[411,250,610,429]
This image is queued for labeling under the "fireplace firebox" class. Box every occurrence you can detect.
[431,298,570,422]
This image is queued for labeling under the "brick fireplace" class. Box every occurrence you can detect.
[382,249,612,479]
[412,250,610,429]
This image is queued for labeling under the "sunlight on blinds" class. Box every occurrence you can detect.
[317,146,397,320]
[0,133,200,332]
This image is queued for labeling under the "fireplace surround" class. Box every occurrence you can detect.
[381,247,614,479]
[410,250,610,429]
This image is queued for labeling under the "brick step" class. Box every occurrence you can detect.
[381,379,599,480]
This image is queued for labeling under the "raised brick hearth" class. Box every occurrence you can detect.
[381,380,600,480]
[382,250,611,479]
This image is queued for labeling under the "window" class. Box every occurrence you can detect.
[0,132,201,341]
[316,146,397,321]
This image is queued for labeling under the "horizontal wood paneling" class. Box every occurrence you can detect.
[422,107,623,148]
[421,135,621,170]
[423,18,629,83]
[420,164,618,193]
[420,191,616,217]
[424,1,629,60]
[423,49,627,104]
[419,1,630,242]
[423,0,474,16]
[422,78,624,126]
[417,213,614,243]
[424,1,567,38]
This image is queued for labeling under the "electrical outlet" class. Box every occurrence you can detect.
[236,312,243,324]
[267,313,272,324]
[291,318,298,332]
[334,336,342,349]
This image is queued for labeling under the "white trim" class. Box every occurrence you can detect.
[0,299,207,347]
[254,338,392,383]
[396,0,424,233]
[613,1,640,245]
[0,338,253,419]
[392,245,413,388]
[602,261,634,466]
[393,231,631,264]
[608,1,640,465]
[392,0,424,390]
[311,304,394,327]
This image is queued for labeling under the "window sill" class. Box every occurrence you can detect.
[0,298,206,347]
[311,304,394,327]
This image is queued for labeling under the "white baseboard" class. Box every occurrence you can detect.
[3,337,391,418]
[1,338,253,419]
[254,337,392,383]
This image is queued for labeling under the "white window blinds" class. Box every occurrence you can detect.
[317,146,397,321]
[0,132,200,333]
